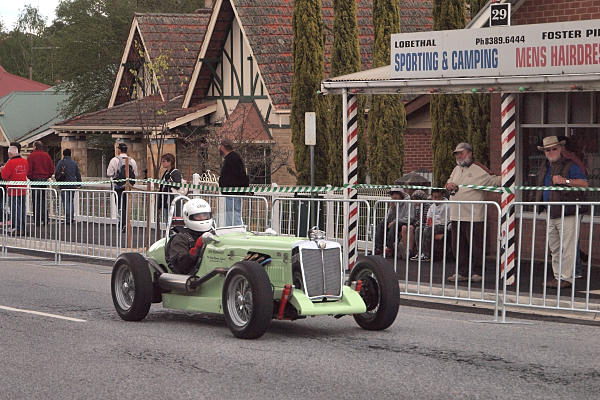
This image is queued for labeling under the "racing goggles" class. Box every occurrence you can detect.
[189,212,211,221]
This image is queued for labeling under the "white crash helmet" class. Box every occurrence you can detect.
[182,198,213,233]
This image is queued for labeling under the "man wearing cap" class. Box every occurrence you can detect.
[374,187,415,257]
[445,142,501,283]
[107,143,138,232]
[218,139,249,226]
[535,136,588,289]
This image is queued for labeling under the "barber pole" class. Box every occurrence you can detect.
[346,93,359,270]
[500,93,516,284]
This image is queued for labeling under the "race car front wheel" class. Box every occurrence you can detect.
[111,253,153,321]
[222,261,273,339]
[350,255,399,331]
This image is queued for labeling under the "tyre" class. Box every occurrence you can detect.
[350,255,399,331]
[111,253,153,321]
[222,261,273,339]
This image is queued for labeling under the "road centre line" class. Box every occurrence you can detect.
[0,305,86,322]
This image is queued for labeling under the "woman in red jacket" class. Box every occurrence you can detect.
[1,146,28,234]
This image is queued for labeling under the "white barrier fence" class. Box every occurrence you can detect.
[0,187,598,319]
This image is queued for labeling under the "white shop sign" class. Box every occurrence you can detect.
[391,19,600,79]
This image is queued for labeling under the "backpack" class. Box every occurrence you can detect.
[169,168,188,196]
[55,163,67,182]
[114,157,135,188]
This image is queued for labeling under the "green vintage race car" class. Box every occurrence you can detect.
[111,203,399,339]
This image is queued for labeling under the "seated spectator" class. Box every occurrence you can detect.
[374,187,416,258]
[411,189,448,261]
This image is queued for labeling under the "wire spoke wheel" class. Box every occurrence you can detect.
[227,275,254,327]
[114,263,136,311]
[222,261,273,339]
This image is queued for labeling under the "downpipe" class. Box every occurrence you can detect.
[158,273,198,293]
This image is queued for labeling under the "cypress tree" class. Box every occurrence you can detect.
[329,0,366,185]
[469,0,487,18]
[465,0,491,167]
[291,0,329,185]
[430,0,467,186]
[367,0,406,184]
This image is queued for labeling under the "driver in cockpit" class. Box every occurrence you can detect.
[167,198,218,274]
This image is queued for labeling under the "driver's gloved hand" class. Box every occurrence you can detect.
[201,232,219,244]
[189,236,204,257]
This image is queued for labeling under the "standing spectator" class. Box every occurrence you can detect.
[27,141,54,225]
[445,142,501,283]
[218,139,249,226]
[374,187,416,258]
[535,136,588,289]
[411,189,448,261]
[1,146,28,234]
[107,143,138,232]
[54,148,82,223]
[157,153,182,223]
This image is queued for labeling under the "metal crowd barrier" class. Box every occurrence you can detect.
[1,187,60,262]
[502,201,600,316]
[373,199,502,312]
[57,189,120,261]
[1,184,599,321]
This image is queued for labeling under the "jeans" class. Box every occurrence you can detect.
[225,196,243,226]
[451,221,484,276]
[115,188,127,230]
[61,190,74,222]
[31,182,48,224]
[421,225,447,257]
[10,195,26,233]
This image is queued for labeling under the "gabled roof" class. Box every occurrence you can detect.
[218,101,273,143]
[109,1,433,111]
[110,11,213,106]
[0,89,69,144]
[228,0,433,110]
[55,96,216,132]
[0,65,50,98]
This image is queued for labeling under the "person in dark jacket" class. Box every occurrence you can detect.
[157,153,182,223]
[27,141,54,225]
[1,146,28,234]
[166,198,218,274]
[218,139,249,226]
[54,148,82,223]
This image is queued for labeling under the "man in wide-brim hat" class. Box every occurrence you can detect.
[374,186,415,257]
[535,135,588,289]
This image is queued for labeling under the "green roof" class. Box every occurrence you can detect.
[0,89,70,143]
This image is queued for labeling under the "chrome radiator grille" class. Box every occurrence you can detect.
[300,247,342,299]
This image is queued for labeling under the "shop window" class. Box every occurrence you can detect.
[546,93,566,124]
[522,93,542,124]
[569,92,592,124]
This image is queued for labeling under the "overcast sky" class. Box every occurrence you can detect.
[1,0,60,30]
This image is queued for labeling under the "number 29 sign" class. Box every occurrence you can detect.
[490,3,510,27]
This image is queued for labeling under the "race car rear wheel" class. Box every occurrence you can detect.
[222,261,273,339]
[350,255,399,331]
[111,253,153,321]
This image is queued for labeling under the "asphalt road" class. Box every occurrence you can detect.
[1,255,599,400]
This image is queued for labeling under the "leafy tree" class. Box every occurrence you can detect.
[291,0,329,185]
[465,0,491,167]
[430,0,466,186]
[366,0,406,184]
[0,5,56,84]
[328,0,366,185]
[49,0,204,117]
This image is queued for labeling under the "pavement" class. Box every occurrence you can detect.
[1,254,600,399]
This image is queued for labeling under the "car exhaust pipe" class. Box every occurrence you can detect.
[158,273,197,293]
